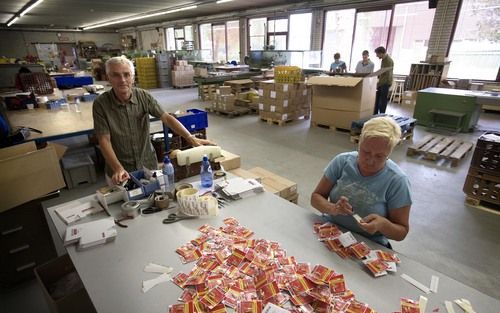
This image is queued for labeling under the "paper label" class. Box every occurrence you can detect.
[282,114,288,121]
[283,84,288,92]
[270,105,276,112]
[258,89,263,96]
[283,100,288,107]
[303,89,307,96]
[338,232,357,247]
[270,91,276,99]
[259,103,264,110]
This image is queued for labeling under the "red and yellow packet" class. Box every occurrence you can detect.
[169,301,195,313]
[329,274,347,294]
[200,287,226,309]
[400,298,420,313]
[350,242,371,259]
[237,300,263,313]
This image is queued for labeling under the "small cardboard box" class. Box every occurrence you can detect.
[0,142,66,212]
[195,68,208,78]
[35,254,97,313]
[248,167,297,199]
[216,150,240,171]
[217,86,232,95]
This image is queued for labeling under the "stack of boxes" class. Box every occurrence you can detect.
[172,60,195,87]
[223,79,256,109]
[156,53,173,88]
[258,80,310,123]
[199,84,218,101]
[135,57,158,89]
[212,86,236,112]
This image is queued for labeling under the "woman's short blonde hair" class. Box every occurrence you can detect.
[360,116,401,151]
[105,56,134,78]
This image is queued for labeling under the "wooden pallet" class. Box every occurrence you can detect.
[350,131,414,144]
[465,196,500,215]
[173,84,197,89]
[206,106,250,117]
[261,114,309,126]
[311,122,350,133]
[406,134,473,167]
[286,193,299,204]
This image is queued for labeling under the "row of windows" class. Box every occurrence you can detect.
[164,0,500,80]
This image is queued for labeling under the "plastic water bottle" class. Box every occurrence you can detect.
[162,156,175,193]
[200,155,213,188]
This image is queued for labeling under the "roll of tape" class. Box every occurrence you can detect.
[121,201,140,218]
[154,195,169,209]
[213,171,226,179]
[175,183,193,193]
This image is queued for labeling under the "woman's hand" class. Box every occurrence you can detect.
[358,214,389,234]
[328,196,353,216]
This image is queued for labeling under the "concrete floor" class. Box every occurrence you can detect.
[2,87,499,312]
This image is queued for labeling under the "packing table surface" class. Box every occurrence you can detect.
[45,191,499,313]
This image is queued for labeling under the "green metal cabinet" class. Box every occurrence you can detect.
[414,88,482,132]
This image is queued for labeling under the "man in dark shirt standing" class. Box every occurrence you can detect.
[374,46,394,114]
[93,56,213,185]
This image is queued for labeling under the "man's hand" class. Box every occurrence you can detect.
[112,168,130,185]
[358,214,389,234]
[190,136,217,147]
[328,196,353,216]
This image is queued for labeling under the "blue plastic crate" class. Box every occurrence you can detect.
[129,169,160,199]
[54,76,94,89]
[45,98,67,110]
[80,93,99,102]
[176,109,208,131]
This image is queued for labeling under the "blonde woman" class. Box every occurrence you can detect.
[311,116,411,248]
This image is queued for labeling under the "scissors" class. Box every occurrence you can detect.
[162,213,197,224]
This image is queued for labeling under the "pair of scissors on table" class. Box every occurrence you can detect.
[162,213,197,224]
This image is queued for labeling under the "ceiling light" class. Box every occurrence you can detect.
[7,16,19,27]
[216,0,234,3]
[82,5,197,30]
[20,0,44,17]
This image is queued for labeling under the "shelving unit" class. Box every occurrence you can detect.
[407,62,450,91]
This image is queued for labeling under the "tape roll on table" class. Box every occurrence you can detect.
[154,195,169,209]
[213,171,226,179]
[121,201,140,218]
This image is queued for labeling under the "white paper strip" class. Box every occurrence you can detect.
[338,232,357,247]
[445,301,456,313]
[401,274,431,294]
[144,263,173,274]
[454,299,476,313]
[419,295,428,313]
[430,275,439,293]
[142,273,171,293]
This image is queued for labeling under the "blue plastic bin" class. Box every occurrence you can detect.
[54,76,94,89]
[176,109,208,131]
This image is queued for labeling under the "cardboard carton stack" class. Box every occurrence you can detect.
[156,53,173,88]
[258,80,310,125]
[199,84,218,101]
[229,167,299,204]
[212,86,236,112]
[172,60,195,87]
[223,79,255,108]
[308,75,379,130]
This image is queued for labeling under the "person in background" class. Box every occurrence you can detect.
[310,116,411,248]
[93,56,214,185]
[355,50,374,74]
[15,66,32,91]
[330,53,347,74]
[374,46,394,114]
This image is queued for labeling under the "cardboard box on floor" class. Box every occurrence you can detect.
[35,254,97,313]
[311,108,372,130]
[0,141,66,212]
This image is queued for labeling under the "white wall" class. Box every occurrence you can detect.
[0,30,121,58]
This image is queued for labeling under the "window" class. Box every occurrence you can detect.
[174,28,184,50]
[322,9,355,69]
[351,10,392,71]
[226,20,240,62]
[199,21,241,62]
[249,18,266,50]
[200,23,213,51]
[289,13,312,51]
[165,27,175,51]
[213,24,227,62]
[184,25,193,41]
[448,0,500,80]
[267,18,288,50]
[390,2,435,75]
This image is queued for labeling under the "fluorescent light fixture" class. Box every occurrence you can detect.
[7,16,19,27]
[216,0,234,3]
[20,0,44,17]
[82,5,197,30]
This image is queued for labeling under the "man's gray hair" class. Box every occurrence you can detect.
[105,56,134,77]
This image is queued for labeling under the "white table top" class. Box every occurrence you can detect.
[45,191,499,313]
